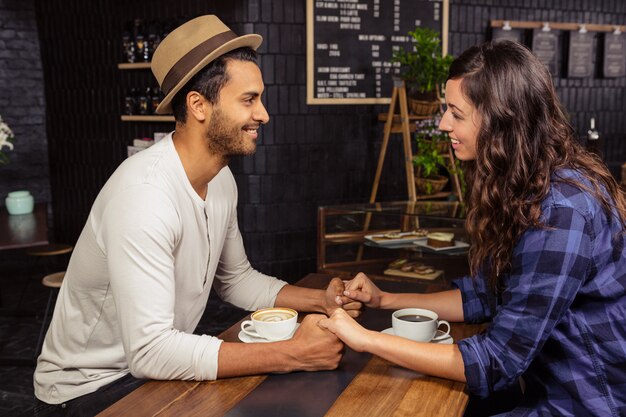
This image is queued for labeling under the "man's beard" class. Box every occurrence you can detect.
[205,107,257,157]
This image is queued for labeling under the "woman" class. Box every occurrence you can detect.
[319,41,626,416]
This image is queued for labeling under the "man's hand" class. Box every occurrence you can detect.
[324,277,362,318]
[342,272,386,309]
[217,314,344,376]
[285,314,344,371]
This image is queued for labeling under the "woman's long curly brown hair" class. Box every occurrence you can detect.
[448,41,626,291]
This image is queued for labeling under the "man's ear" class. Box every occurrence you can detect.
[186,91,209,122]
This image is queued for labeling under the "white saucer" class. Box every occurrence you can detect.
[238,323,300,343]
[381,328,454,344]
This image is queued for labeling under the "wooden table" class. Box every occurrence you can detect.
[99,273,482,417]
[0,203,48,250]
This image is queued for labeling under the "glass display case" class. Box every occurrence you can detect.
[318,201,470,289]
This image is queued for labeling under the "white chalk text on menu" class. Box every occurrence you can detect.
[307,0,449,104]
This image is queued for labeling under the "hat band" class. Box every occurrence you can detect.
[161,30,238,95]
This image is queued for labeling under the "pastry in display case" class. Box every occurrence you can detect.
[318,201,470,285]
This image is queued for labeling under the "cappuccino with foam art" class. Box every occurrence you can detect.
[241,308,298,341]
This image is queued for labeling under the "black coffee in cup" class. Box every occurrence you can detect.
[397,314,432,322]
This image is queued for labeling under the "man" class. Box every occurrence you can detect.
[34,15,359,414]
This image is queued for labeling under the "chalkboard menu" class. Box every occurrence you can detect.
[567,31,594,78]
[307,0,449,105]
[603,32,626,78]
[532,29,559,75]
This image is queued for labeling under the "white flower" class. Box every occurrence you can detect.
[0,116,15,165]
[0,133,14,151]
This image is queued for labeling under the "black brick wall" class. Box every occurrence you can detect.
[3,0,623,282]
[448,0,626,175]
[0,0,49,210]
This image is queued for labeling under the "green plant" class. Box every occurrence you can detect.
[413,116,446,178]
[392,27,454,97]
[413,115,448,195]
[414,137,445,179]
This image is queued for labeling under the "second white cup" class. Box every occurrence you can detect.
[391,308,450,342]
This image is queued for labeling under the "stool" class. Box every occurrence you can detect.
[27,243,73,257]
[26,243,73,287]
[35,271,65,356]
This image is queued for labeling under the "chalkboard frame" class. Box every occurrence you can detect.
[306,0,450,105]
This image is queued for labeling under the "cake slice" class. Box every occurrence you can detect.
[426,232,455,248]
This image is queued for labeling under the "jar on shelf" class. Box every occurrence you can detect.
[5,190,34,215]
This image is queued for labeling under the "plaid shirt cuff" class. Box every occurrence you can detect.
[457,337,492,398]
[452,276,492,323]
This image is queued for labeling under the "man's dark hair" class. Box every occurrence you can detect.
[171,47,258,123]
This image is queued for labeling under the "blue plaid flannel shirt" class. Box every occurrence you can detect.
[454,169,626,416]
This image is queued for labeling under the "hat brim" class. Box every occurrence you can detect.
[155,33,262,115]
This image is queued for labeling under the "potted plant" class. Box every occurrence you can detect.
[413,116,449,195]
[392,27,454,116]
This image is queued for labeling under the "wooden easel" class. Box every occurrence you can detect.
[369,78,463,203]
[370,78,417,203]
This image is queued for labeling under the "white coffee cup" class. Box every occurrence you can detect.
[391,308,450,342]
[241,307,298,341]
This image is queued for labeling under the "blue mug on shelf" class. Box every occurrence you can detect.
[5,190,34,215]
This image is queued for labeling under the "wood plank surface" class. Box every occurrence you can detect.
[97,380,200,417]
[324,356,468,417]
[158,376,267,417]
[396,377,467,417]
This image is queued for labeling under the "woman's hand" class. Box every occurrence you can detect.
[342,272,387,309]
[317,308,373,352]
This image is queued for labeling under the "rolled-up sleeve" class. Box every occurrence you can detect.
[456,204,591,398]
[452,273,496,324]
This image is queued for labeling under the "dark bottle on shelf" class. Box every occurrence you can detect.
[122,21,135,63]
[150,87,162,114]
[137,87,150,115]
[141,35,151,62]
[124,88,138,115]
[146,20,161,62]
[133,19,146,63]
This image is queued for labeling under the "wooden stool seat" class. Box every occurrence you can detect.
[42,271,65,288]
[27,243,73,257]
[29,243,73,358]
[36,270,67,355]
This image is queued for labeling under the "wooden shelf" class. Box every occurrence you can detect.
[414,191,452,200]
[121,115,174,122]
[378,113,432,123]
[490,19,626,33]
[118,62,151,70]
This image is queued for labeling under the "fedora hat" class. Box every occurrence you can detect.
[152,15,262,115]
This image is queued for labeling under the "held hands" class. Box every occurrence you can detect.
[318,309,372,353]
[288,314,344,371]
[325,277,363,318]
[341,272,386,309]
